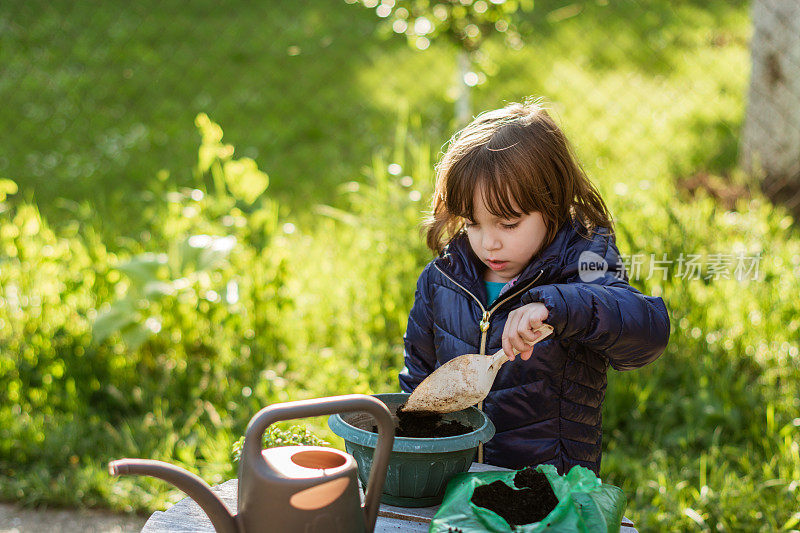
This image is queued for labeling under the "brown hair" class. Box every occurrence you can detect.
[425,98,613,253]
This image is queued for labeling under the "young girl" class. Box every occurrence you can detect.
[399,99,670,474]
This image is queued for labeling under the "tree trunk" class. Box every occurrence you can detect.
[741,0,800,208]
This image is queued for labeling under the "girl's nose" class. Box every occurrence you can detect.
[483,231,501,251]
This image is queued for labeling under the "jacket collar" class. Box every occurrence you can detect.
[434,218,601,296]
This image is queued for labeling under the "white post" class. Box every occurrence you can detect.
[455,50,472,127]
[740,0,800,201]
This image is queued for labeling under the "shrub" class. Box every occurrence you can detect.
[231,425,328,464]
[0,115,293,509]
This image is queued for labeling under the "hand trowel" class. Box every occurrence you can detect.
[402,324,554,413]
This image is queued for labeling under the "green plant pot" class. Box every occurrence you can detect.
[328,392,495,507]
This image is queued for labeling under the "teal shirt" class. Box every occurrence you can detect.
[484,281,506,307]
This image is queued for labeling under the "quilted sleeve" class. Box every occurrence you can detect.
[522,236,670,371]
[399,264,438,391]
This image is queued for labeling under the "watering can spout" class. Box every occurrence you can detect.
[109,459,240,533]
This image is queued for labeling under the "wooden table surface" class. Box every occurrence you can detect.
[142,463,637,532]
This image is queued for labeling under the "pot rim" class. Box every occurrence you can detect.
[327,392,496,453]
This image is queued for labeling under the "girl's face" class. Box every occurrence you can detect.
[465,188,548,283]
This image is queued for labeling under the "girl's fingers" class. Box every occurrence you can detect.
[502,311,523,359]
[510,335,532,356]
[520,333,541,348]
[527,312,544,330]
[502,335,516,360]
[518,322,541,343]
[508,309,524,336]
[502,304,550,363]
[514,312,547,359]
[502,313,519,359]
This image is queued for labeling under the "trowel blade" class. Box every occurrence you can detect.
[402,324,554,414]
[402,353,500,413]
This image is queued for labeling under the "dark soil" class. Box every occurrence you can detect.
[369,404,473,438]
[513,466,555,493]
[470,468,558,526]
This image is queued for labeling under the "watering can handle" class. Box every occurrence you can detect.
[242,394,394,533]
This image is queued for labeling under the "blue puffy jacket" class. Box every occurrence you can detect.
[399,220,670,474]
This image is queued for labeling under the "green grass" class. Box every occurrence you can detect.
[0,0,419,222]
[1,0,748,224]
[3,0,800,530]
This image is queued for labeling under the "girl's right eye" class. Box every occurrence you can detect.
[464,220,478,228]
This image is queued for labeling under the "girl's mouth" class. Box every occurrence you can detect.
[487,260,508,270]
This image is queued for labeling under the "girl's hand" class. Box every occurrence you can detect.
[502,303,549,361]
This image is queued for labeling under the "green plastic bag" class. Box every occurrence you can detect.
[429,464,626,533]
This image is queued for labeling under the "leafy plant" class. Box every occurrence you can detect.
[92,235,237,351]
[0,178,17,203]
[348,0,533,122]
[231,425,328,463]
[92,113,278,351]
[349,0,532,53]
[194,113,269,205]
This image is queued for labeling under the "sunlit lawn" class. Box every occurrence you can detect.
[4,0,800,530]
[2,0,748,225]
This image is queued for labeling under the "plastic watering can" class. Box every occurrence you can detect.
[109,395,395,533]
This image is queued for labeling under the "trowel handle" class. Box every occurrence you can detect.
[243,395,394,533]
[491,323,554,362]
[491,347,512,360]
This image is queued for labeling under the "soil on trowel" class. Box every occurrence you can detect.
[370,404,473,438]
[470,468,558,527]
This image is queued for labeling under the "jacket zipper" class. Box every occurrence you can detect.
[432,265,546,462]
[433,265,545,356]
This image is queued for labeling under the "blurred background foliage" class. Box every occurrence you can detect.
[2,0,799,530]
